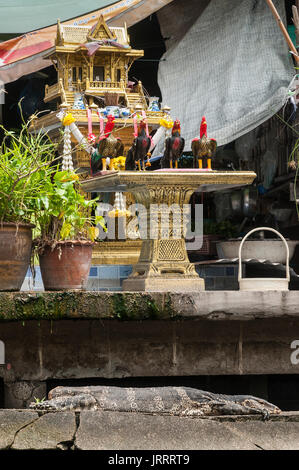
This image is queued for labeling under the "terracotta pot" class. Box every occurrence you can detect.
[0,222,34,291]
[39,241,93,290]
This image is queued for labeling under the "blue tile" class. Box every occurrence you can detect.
[98,265,120,279]
[205,278,214,288]
[119,265,133,278]
[195,267,206,277]
[205,267,225,277]
[89,267,98,277]
[226,267,235,276]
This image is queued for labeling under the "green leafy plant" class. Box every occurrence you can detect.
[33,170,106,251]
[203,220,239,238]
[0,116,60,224]
[34,396,45,403]
[0,105,106,250]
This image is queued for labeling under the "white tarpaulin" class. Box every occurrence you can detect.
[157,0,295,149]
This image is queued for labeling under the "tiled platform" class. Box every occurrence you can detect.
[21,264,244,292]
[195,263,245,290]
[21,263,247,292]
[21,265,133,292]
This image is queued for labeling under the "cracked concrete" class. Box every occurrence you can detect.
[0,410,38,449]
[1,410,299,450]
[11,412,77,450]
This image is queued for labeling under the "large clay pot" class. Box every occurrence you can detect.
[39,241,93,290]
[0,222,34,291]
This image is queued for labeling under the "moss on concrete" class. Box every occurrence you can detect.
[0,292,176,321]
[112,293,163,320]
[2,290,297,322]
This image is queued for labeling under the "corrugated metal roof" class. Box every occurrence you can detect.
[0,0,118,34]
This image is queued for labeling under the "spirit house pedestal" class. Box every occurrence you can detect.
[82,170,256,292]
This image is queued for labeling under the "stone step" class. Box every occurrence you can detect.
[2,409,299,450]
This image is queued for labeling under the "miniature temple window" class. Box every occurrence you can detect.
[93,66,104,81]
[72,67,82,83]
[116,69,121,82]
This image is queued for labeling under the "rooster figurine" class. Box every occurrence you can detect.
[91,115,124,174]
[161,119,185,169]
[125,120,151,171]
[192,116,217,169]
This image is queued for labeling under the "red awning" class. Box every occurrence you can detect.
[0,0,174,84]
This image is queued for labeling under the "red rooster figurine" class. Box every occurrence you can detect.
[91,115,123,174]
[192,117,217,170]
[161,119,185,169]
[125,120,151,171]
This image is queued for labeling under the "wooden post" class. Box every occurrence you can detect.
[292,2,299,168]
[293,2,299,48]
[59,78,68,105]
[265,0,299,61]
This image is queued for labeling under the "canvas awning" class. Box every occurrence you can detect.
[0,0,173,84]
[0,0,123,34]
[156,0,295,148]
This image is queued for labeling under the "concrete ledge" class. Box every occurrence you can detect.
[0,290,298,321]
[1,410,299,450]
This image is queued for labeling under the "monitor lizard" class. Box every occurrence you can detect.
[30,385,281,419]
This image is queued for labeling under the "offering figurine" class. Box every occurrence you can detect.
[91,115,124,174]
[160,119,185,169]
[192,116,217,169]
[125,120,151,171]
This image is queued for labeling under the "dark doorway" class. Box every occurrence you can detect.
[93,66,105,82]
[128,13,166,100]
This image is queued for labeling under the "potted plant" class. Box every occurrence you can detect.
[198,220,222,256]
[33,170,106,290]
[187,220,239,256]
[0,118,59,291]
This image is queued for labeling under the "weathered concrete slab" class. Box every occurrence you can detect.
[75,411,257,450]
[168,291,299,320]
[2,410,299,450]
[0,410,38,449]
[223,421,299,450]
[0,291,299,321]
[11,411,76,450]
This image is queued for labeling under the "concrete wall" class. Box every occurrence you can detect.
[1,291,299,408]
[1,317,299,407]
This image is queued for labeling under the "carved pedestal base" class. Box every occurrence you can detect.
[81,170,257,293]
[122,238,204,292]
[122,276,204,292]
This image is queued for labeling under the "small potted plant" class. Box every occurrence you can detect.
[187,220,239,256]
[0,117,59,291]
[33,170,106,290]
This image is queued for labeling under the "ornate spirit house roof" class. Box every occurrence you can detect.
[54,15,132,51]
[43,15,145,109]
[30,15,163,169]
